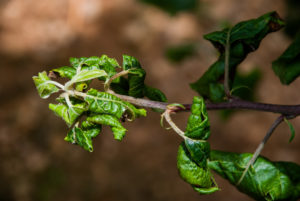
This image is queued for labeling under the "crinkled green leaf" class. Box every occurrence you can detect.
[85,89,127,119]
[122,55,142,70]
[87,115,127,141]
[33,71,59,99]
[98,55,119,79]
[51,66,76,79]
[49,102,86,127]
[272,34,300,84]
[64,123,101,152]
[208,150,300,201]
[185,139,210,167]
[69,57,86,69]
[177,143,218,194]
[177,96,218,195]
[190,12,284,102]
[284,118,296,142]
[185,96,210,140]
[70,55,119,81]
[85,88,146,120]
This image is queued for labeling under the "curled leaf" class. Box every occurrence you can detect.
[87,115,127,141]
[33,71,59,99]
[49,102,86,127]
[185,96,210,140]
[65,123,101,152]
[177,143,218,194]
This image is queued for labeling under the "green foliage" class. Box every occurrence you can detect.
[177,96,219,194]
[190,12,284,102]
[33,71,59,99]
[185,96,210,140]
[208,150,300,201]
[33,54,151,152]
[33,11,300,201]
[272,34,300,84]
[139,0,197,15]
[111,55,167,103]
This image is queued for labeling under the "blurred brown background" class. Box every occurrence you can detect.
[0,0,299,201]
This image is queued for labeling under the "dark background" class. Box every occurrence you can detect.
[0,0,299,200]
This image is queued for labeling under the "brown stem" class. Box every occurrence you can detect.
[112,93,300,116]
[237,115,285,185]
[114,93,300,116]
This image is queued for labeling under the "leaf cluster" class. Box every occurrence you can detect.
[33,55,166,152]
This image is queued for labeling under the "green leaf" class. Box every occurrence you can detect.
[85,89,146,120]
[208,83,225,103]
[33,71,59,99]
[51,66,76,79]
[64,123,101,152]
[122,55,142,70]
[143,86,167,102]
[185,139,210,167]
[190,12,284,102]
[98,55,119,79]
[122,55,145,98]
[284,118,296,142]
[87,115,127,141]
[49,102,86,126]
[208,150,300,201]
[177,143,218,194]
[272,34,300,84]
[69,69,107,84]
[110,77,129,95]
[185,96,210,140]
[128,68,146,98]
